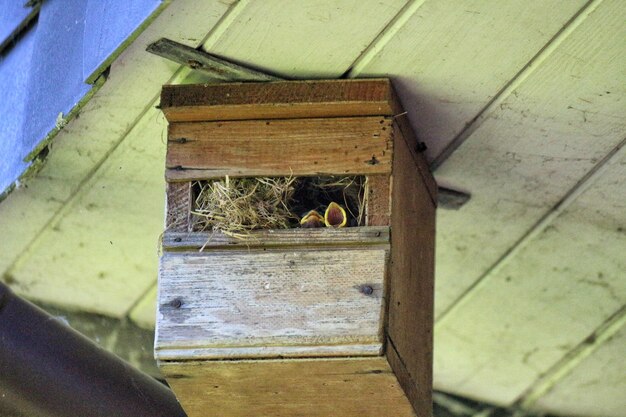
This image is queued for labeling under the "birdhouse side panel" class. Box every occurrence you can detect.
[387,120,436,416]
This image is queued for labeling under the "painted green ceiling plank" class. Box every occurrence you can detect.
[0,0,235,316]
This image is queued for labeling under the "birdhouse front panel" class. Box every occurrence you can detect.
[156,79,436,417]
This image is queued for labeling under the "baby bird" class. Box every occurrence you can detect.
[324,202,347,228]
[300,210,325,228]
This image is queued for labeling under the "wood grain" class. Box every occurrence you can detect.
[165,181,191,232]
[161,79,403,122]
[156,248,388,359]
[161,357,417,417]
[165,117,393,180]
[388,119,436,416]
[365,175,391,226]
[162,226,389,251]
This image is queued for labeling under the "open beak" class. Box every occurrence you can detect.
[324,202,347,228]
[300,210,325,228]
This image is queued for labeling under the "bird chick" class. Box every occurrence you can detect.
[300,210,325,228]
[324,202,347,228]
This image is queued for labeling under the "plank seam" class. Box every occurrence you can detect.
[201,0,250,51]
[515,305,626,409]
[345,0,428,78]
[430,0,605,169]
[435,135,626,325]
[2,0,244,282]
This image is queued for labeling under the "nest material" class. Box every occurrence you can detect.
[191,176,366,236]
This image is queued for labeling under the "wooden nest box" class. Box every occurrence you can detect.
[156,79,437,417]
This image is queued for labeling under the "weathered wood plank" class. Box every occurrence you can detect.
[160,79,403,122]
[388,119,436,416]
[165,117,393,180]
[156,248,387,359]
[162,226,390,250]
[365,175,391,226]
[161,357,417,417]
[165,181,191,232]
[148,38,281,83]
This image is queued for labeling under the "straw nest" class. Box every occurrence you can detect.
[191,175,365,236]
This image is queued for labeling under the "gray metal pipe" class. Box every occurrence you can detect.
[0,282,187,417]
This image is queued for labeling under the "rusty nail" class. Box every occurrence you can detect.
[366,156,379,166]
[169,298,182,309]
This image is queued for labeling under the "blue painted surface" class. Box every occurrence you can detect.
[20,0,92,158]
[0,0,160,194]
[0,25,36,193]
[83,0,161,81]
[0,0,33,47]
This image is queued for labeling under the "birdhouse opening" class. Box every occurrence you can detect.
[189,175,368,235]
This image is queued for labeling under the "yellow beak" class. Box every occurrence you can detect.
[324,202,347,228]
[300,210,325,228]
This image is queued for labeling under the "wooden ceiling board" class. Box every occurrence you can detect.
[0,0,233,314]
[351,0,589,161]
[204,0,411,78]
[10,110,167,316]
[531,322,626,417]
[434,142,626,405]
[129,284,158,330]
[434,0,626,317]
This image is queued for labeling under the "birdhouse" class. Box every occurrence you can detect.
[156,79,436,417]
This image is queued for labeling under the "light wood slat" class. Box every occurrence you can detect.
[434,137,626,405]
[206,0,410,79]
[353,0,588,161]
[161,79,403,122]
[165,117,393,180]
[436,1,626,316]
[388,120,436,416]
[162,226,390,250]
[531,321,626,417]
[161,357,417,417]
[434,0,626,318]
[156,248,387,359]
[165,182,191,232]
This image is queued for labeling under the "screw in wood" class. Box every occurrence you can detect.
[169,298,182,309]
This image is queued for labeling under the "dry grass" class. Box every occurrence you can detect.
[191,175,366,236]
[191,176,297,236]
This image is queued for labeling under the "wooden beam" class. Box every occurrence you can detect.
[165,117,393,181]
